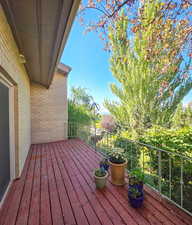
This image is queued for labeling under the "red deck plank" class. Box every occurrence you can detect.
[3,145,34,225]
[1,139,192,225]
[28,144,41,225]
[40,144,52,225]
[15,144,38,225]
[49,142,77,225]
[45,143,65,225]
[0,179,17,225]
[51,143,90,225]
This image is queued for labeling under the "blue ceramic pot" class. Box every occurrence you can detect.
[128,191,144,208]
[100,164,109,171]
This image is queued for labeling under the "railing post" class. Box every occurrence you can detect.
[94,123,97,151]
[107,132,109,149]
[131,142,133,169]
[142,147,145,173]
[169,154,172,199]
[180,158,184,207]
[158,150,162,193]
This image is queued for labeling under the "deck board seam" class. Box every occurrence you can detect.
[46,143,66,225]
[50,142,77,225]
[27,143,40,225]
[42,143,53,225]
[16,144,38,225]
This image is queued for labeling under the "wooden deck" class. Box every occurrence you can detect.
[0,139,192,225]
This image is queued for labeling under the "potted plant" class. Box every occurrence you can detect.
[128,168,145,208]
[129,168,145,192]
[94,167,108,189]
[128,187,144,208]
[100,158,110,171]
[108,148,127,186]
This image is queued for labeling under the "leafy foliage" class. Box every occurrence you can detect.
[172,102,192,128]
[68,86,100,125]
[140,126,192,157]
[108,147,126,163]
[79,0,192,52]
[71,86,93,107]
[95,167,107,177]
[128,187,142,198]
[104,1,192,135]
[68,100,92,125]
[129,168,145,183]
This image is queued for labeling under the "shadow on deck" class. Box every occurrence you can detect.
[0,139,192,225]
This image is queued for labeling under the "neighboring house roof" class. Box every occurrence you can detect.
[1,0,80,88]
[57,63,72,76]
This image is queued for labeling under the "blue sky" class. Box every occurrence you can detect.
[61,15,118,113]
[61,15,192,113]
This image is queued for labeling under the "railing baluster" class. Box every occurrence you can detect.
[125,140,128,169]
[131,142,133,170]
[142,147,145,173]
[158,150,162,193]
[107,132,109,149]
[180,158,184,208]
[169,154,172,199]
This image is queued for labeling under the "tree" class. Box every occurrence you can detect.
[79,0,192,51]
[172,102,192,128]
[104,1,192,135]
[68,100,92,125]
[71,86,93,107]
[68,86,99,125]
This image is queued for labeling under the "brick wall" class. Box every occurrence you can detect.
[31,72,68,144]
[0,5,31,175]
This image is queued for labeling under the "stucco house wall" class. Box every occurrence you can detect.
[0,5,31,175]
[31,72,68,144]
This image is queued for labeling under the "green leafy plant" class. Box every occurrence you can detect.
[109,147,126,164]
[95,168,107,177]
[129,168,145,185]
[129,187,142,198]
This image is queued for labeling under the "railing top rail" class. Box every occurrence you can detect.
[126,139,192,161]
[67,122,192,161]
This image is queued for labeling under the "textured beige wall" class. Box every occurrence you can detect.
[31,72,68,144]
[0,5,31,175]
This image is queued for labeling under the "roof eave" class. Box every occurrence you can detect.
[46,0,80,88]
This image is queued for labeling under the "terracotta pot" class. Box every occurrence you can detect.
[109,159,127,186]
[94,171,108,189]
